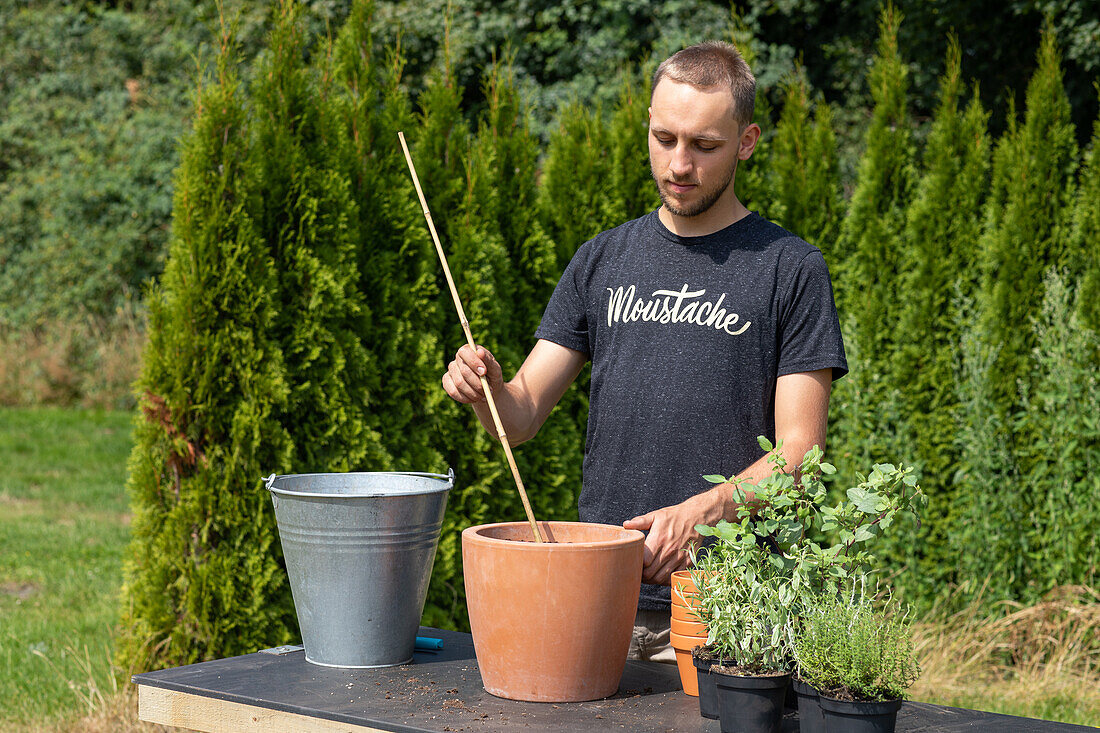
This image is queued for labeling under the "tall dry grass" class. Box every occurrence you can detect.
[0,308,145,410]
[16,642,166,733]
[911,584,1100,726]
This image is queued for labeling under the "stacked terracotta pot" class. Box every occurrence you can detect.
[669,570,707,696]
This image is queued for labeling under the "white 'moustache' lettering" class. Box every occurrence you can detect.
[605,283,751,336]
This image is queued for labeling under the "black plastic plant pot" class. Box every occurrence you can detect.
[693,655,719,720]
[714,670,791,733]
[791,677,826,733]
[818,695,902,733]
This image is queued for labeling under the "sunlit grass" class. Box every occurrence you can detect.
[0,407,133,728]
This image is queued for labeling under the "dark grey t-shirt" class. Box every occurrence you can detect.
[535,209,847,610]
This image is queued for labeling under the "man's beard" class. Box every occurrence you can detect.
[652,159,738,218]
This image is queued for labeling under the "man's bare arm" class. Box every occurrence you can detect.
[623,368,834,586]
[442,339,587,444]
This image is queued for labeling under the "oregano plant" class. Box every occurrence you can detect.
[688,436,925,673]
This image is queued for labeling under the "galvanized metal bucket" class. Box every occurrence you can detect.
[264,470,453,668]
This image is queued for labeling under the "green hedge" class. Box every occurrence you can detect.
[120,1,1100,669]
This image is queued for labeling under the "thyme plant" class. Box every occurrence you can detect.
[793,586,920,701]
[688,437,925,673]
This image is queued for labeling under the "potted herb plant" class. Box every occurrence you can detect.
[688,437,924,733]
[793,587,919,733]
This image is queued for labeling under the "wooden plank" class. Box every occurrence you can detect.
[138,685,391,733]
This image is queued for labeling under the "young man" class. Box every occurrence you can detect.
[442,41,847,662]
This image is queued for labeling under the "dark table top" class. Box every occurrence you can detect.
[132,627,1092,732]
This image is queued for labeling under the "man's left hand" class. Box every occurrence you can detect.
[623,491,724,585]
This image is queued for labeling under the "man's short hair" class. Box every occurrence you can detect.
[651,41,756,129]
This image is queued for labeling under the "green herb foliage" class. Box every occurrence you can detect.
[794,587,920,702]
[689,438,924,672]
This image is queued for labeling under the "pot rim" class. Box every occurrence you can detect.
[462,521,645,550]
[817,694,903,715]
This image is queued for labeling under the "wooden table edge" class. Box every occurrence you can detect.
[138,684,393,733]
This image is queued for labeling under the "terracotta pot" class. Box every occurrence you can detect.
[669,630,706,697]
[671,601,705,623]
[461,521,644,702]
[670,569,698,596]
[670,615,707,637]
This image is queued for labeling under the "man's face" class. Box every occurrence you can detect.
[648,79,746,218]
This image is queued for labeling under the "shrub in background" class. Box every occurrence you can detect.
[881,38,991,601]
[250,0,381,473]
[828,4,915,497]
[976,28,1078,414]
[767,72,843,251]
[117,23,296,670]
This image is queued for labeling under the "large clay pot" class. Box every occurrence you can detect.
[461,521,645,702]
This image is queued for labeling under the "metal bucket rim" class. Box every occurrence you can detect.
[263,470,453,499]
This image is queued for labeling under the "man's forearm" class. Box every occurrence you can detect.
[470,381,539,445]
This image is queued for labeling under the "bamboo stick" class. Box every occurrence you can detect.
[397,131,545,544]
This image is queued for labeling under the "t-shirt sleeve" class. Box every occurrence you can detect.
[534,242,592,356]
[777,250,848,380]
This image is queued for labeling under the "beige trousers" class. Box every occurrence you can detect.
[626,608,677,664]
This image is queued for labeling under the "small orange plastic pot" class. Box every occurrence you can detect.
[669,630,707,696]
[670,615,707,638]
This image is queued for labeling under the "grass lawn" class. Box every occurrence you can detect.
[0,407,134,729]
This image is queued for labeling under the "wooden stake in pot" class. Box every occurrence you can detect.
[398,131,545,544]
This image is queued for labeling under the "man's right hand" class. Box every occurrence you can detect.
[442,345,504,405]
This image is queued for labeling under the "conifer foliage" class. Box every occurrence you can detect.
[250,0,381,473]
[118,25,296,669]
[884,38,990,599]
[976,28,1079,411]
[121,2,1100,669]
[767,72,842,250]
[828,4,915,492]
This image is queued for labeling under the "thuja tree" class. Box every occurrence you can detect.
[538,101,611,269]
[1071,100,1100,333]
[828,4,915,495]
[1020,271,1100,596]
[481,65,586,535]
[729,19,775,220]
[331,0,444,474]
[250,0,381,472]
[976,28,1078,413]
[951,317,1024,604]
[603,71,662,230]
[767,72,843,251]
[117,31,296,670]
[437,63,572,522]
[330,1,457,623]
[884,38,991,601]
[403,56,487,628]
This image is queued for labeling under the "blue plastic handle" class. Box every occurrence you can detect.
[415,636,443,651]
